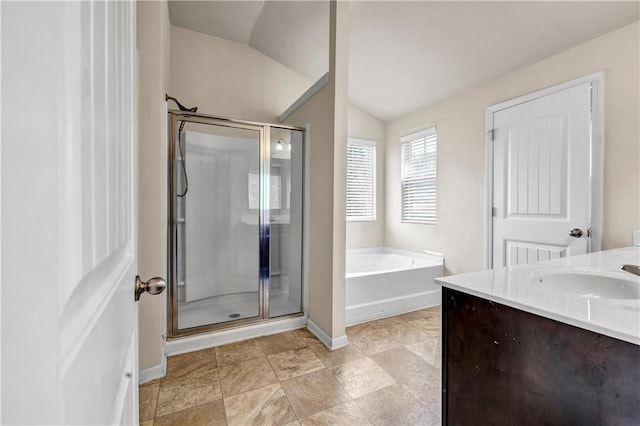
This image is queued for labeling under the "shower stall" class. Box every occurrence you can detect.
[167,110,304,338]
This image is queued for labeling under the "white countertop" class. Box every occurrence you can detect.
[436,247,640,345]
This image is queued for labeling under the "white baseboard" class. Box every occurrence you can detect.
[164,314,308,357]
[345,291,441,326]
[141,313,353,381]
[306,319,348,350]
[139,356,166,384]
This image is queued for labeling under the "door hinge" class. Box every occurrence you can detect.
[492,207,497,217]
[587,227,592,238]
[488,129,495,141]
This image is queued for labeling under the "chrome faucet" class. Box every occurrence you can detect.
[620,264,640,277]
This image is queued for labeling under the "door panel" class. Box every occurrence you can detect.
[506,115,567,218]
[60,1,138,423]
[1,1,138,424]
[492,82,592,267]
[505,240,566,265]
[269,128,304,318]
[181,125,260,305]
[174,123,262,329]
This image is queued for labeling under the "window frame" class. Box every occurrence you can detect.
[248,167,283,211]
[346,138,377,222]
[400,127,438,225]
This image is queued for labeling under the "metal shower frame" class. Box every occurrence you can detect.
[166,109,305,339]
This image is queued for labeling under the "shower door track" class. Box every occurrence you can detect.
[166,109,305,340]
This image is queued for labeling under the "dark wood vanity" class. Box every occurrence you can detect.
[441,287,640,425]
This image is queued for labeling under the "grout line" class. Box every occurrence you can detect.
[279,380,302,423]
[154,399,220,422]
[152,380,160,421]
[146,307,441,423]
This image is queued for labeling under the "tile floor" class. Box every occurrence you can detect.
[139,306,442,425]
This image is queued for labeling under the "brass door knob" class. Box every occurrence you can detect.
[135,275,166,301]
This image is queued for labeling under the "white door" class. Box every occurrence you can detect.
[2,1,150,424]
[490,79,599,267]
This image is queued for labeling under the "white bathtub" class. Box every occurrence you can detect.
[345,247,444,325]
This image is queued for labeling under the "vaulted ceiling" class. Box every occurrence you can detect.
[168,1,639,121]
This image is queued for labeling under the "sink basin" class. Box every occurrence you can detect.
[527,268,640,300]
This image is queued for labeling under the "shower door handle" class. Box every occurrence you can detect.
[135,275,166,301]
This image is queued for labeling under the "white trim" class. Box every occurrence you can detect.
[346,292,441,326]
[279,73,330,123]
[348,137,376,147]
[346,246,444,262]
[346,217,377,223]
[161,99,169,353]
[306,319,349,350]
[0,3,3,418]
[164,315,307,357]
[484,110,494,269]
[589,73,605,255]
[303,124,311,313]
[139,358,166,385]
[401,126,437,142]
[484,72,604,269]
[487,73,603,113]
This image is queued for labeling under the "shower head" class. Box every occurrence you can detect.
[165,95,197,134]
[165,94,198,113]
[165,94,197,198]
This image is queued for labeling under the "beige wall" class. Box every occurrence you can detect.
[284,0,349,339]
[346,105,386,249]
[385,21,640,276]
[331,0,349,339]
[136,2,351,367]
[137,0,171,371]
[170,22,384,253]
[170,26,313,124]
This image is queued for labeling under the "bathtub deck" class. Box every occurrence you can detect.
[346,247,443,326]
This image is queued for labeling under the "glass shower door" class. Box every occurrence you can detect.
[269,128,304,318]
[168,111,305,339]
[173,121,262,331]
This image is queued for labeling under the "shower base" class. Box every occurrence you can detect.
[177,288,300,330]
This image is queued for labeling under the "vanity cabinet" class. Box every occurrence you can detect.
[442,287,640,425]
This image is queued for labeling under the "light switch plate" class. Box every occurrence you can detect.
[633,230,640,246]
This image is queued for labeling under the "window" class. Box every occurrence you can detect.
[346,138,376,221]
[248,171,282,210]
[401,127,437,224]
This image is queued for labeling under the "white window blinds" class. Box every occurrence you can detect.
[347,139,376,221]
[401,127,437,224]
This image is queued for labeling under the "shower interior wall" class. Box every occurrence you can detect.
[176,130,303,308]
[180,133,259,303]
